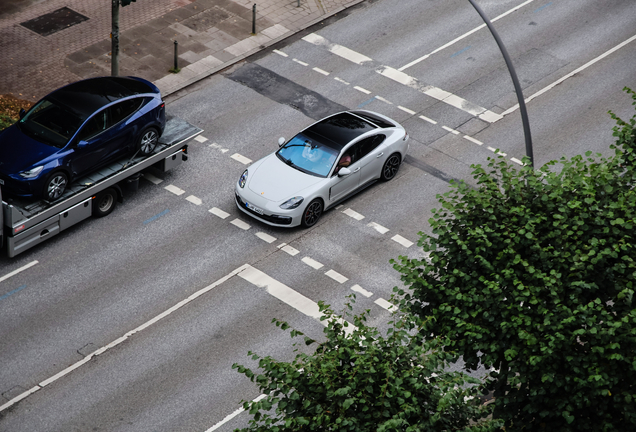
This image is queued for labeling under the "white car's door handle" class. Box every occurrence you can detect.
[376,152,384,158]
[353,167,360,173]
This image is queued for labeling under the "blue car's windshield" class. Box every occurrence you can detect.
[276,133,338,177]
[18,99,85,148]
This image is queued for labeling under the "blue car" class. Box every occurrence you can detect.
[0,76,165,201]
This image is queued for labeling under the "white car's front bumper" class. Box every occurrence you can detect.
[234,183,304,227]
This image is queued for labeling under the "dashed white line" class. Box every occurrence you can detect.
[375,298,395,311]
[374,96,393,104]
[334,77,350,85]
[302,257,324,270]
[342,208,364,220]
[0,261,38,284]
[367,222,389,234]
[303,33,373,65]
[354,86,371,94]
[419,115,437,125]
[209,207,230,219]
[463,135,483,145]
[511,157,524,165]
[278,243,300,256]
[273,49,288,57]
[142,173,163,184]
[487,146,507,156]
[231,153,252,165]
[325,269,348,284]
[165,184,185,196]
[392,234,414,248]
[350,284,373,298]
[293,58,309,66]
[398,106,416,115]
[312,67,329,76]
[194,135,208,143]
[230,219,251,230]
[442,126,460,135]
[209,143,221,149]
[186,195,202,205]
[255,232,277,243]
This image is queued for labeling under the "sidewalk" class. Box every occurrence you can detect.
[0,0,365,102]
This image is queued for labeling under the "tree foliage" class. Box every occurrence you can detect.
[233,300,500,432]
[393,87,636,431]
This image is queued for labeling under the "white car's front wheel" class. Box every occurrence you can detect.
[301,199,323,228]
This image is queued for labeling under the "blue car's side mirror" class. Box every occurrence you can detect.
[19,108,26,119]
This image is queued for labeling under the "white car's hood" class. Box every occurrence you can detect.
[248,154,324,202]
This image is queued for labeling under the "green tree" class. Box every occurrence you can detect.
[393,88,636,430]
[233,300,500,431]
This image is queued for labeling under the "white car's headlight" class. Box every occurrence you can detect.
[238,169,248,188]
[280,196,304,209]
[20,166,44,178]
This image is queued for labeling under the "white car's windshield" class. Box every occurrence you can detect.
[277,133,338,177]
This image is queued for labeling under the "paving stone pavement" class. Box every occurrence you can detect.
[0,0,365,101]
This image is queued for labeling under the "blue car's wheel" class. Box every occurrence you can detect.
[138,127,159,156]
[42,171,68,201]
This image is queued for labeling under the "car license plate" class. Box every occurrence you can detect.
[245,202,263,215]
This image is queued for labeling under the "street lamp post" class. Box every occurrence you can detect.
[467,0,534,167]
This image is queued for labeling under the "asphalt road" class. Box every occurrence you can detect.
[1,0,635,430]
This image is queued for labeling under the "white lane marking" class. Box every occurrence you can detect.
[367,222,389,234]
[238,265,355,334]
[342,208,364,220]
[0,261,38,284]
[273,49,288,57]
[231,219,251,230]
[302,257,324,270]
[442,126,460,135]
[354,86,371,94]
[325,269,348,284]
[335,204,344,210]
[334,77,350,85]
[293,58,309,66]
[463,135,483,145]
[0,264,250,413]
[186,195,202,205]
[277,243,300,256]
[194,135,208,143]
[142,173,163,184]
[392,234,414,248]
[255,232,276,243]
[303,33,373,65]
[350,284,373,298]
[231,153,252,165]
[511,157,524,165]
[375,298,395,311]
[312,67,330,75]
[398,106,416,115]
[209,143,221,149]
[221,149,229,153]
[487,146,507,156]
[205,394,267,432]
[501,33,636,118]
[419,115,437,125]
[377,66,503,123]
[209,207,230,219]
[165,184,185,196]
[375,96,393,104]
[399,0,538,70]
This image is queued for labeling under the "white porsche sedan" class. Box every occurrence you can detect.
[235,110,409,228]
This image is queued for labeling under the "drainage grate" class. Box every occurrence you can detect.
[21,7,89,36]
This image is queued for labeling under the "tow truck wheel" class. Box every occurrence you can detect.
[94,188,118,217]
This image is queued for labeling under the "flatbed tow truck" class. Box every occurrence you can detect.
[0,116,202,257]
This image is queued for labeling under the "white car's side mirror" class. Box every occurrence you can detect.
[278,137,285,147]
[338,167,351,177]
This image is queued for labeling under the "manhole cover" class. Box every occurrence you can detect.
[21,7,89,36]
